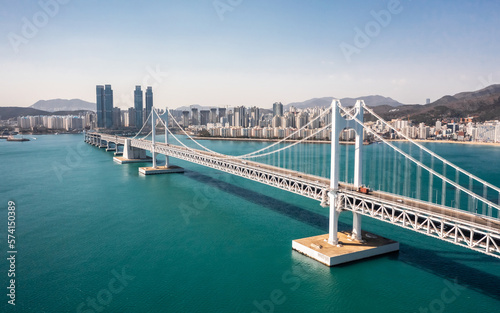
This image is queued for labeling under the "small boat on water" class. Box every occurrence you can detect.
[7,136,30,142]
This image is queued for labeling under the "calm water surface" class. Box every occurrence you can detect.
[0,134,499,312]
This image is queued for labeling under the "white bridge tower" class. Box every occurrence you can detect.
[328,100,365,245]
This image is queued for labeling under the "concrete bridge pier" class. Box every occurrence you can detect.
[106,141,116,152]
[113,138,151,164]
[114,143,123,156]
[138,107,184,175]
[292,100,399,266]
[99,139,108,149]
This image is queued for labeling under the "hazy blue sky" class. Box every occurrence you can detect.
[1,0,499,109]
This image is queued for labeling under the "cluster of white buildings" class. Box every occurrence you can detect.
[187,104,371,141]
[17,113,96,131]
[186,103,500,144]
[367,118,500,143]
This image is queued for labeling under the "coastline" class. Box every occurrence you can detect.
[190,136,354,144]
[190,136,500,147]
[389,139,500,147]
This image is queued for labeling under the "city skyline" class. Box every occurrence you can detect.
[2,1,500,109]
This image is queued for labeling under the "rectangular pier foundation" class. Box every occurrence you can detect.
[138,165,185,175]
[292,231,399,266]
[113,156,152,164]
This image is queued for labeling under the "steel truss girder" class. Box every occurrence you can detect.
[337,191,500,259]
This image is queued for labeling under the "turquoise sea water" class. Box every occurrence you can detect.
[1,134,500,313]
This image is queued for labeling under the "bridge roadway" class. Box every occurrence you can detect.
[86,132,500,258]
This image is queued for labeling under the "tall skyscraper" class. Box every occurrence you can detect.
[104,85,113,128]
[218,107,227,121]
[112,107,121,128]
[134,86,143,128]
[234,106,246,127]
[96,85,105,128]
[145,86,153,123]
[210,108,218,123]
[273,102,283,117]
[200,110,210,126]
[182,111,190,127]
[191,108,199,125]
[250,106,260,127]
[127,107,137,128]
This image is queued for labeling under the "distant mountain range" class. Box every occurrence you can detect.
[0,107,92,120]
[285,95,404,110]
[30,99,96,112]
[371,84,500,124]
[2,85,499,122]
[0,98,96,120]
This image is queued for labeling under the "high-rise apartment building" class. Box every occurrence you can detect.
[234,106,246,127]
[96,85,105,128]
[210,108,218,124]
[182,111,190,127]
[104,85,113,128]
[191,108,199,125]
[200,110,210,126]
[134,86,143,128]
[127,108,137,128]
[218,107,226,121]
[112,107,121,128]
[145,86,153,123]
[273,102,283,117]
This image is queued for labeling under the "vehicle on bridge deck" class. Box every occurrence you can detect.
[358,186,371,194]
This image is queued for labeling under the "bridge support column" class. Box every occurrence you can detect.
[328,192,340,246]
[352,213,362,241]
[138,107,184,175]
[292,99,398,266]
[151,106,157,169]
[113,138,151,164]
[351,101,364,241]
[114,143,123,156]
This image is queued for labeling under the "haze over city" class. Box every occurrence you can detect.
[1,0,500,109]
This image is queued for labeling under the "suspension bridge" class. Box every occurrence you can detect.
[84,100,500,266]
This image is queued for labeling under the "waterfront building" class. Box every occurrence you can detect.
[134,86,143,128]
[104,85,113,129]
[273,102,283,117]
[112,108,121,128]
[182,111,190,127]
[200,110,210,126]
[191,108,199,126]
[218,107,227,120]
[234,106,246,128]
[210,108,218,123]
[145,87,153,123]
[271,115,281,128]
[96,85,105,128]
